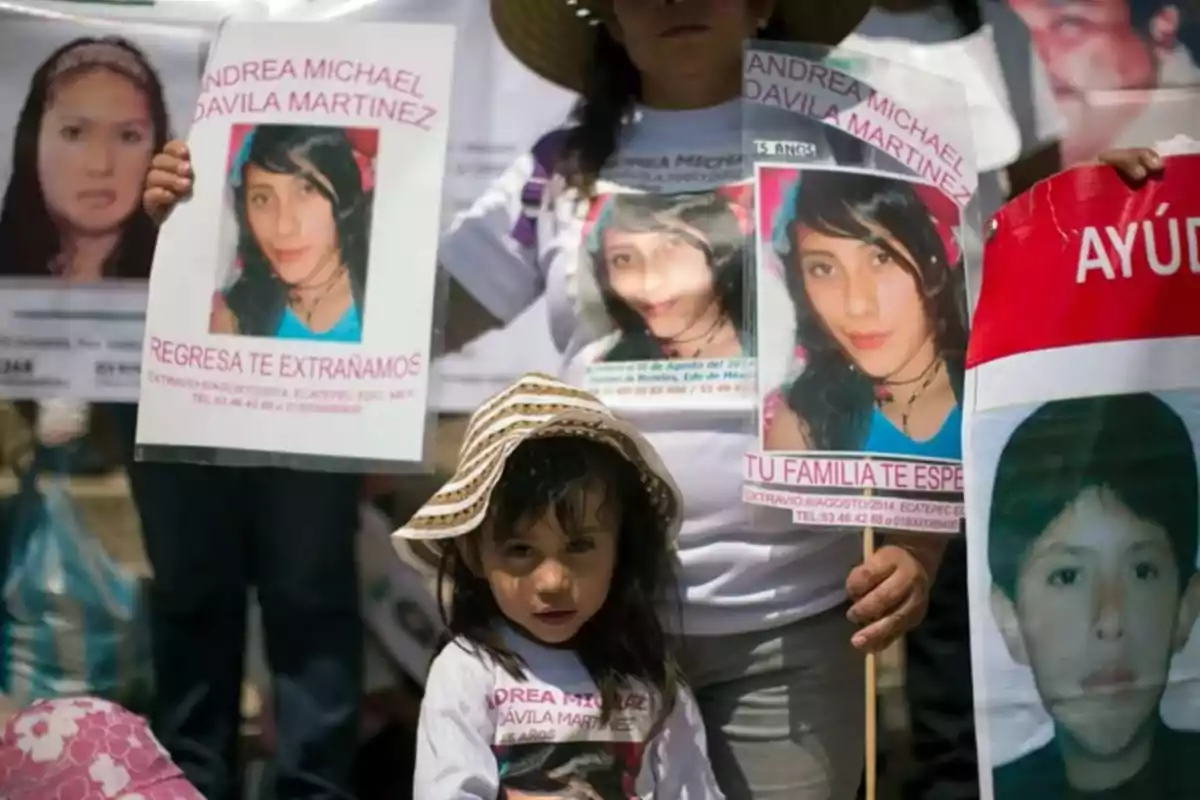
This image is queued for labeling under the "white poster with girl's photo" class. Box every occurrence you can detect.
[135,20,454,469]
[740,41,978,536]
[0,18,203,400]
[967,152,1200,798]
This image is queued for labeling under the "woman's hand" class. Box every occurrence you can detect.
[1100,147,1163,185]
[845,544,932,653]
[143,139,193,225]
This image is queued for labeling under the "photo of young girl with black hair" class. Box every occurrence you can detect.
[579,186,751,365]
[974,391,1200,799]
[759,167,968,460]
[213,123,376,342]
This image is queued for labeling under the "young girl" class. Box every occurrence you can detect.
[393,372,722,799]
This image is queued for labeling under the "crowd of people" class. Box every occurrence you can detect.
[0,0,1186,798]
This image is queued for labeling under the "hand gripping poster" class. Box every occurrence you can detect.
[740,41,979,536]
[0,18,203,400]
[135,20,454,469]
[967,146,1200,798]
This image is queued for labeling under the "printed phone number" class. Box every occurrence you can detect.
[609,382,743,397]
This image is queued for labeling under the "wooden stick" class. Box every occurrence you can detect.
[863,520,877,800]
[862,480,877,800]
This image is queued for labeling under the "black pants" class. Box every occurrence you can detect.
[903,536,980,800]
[110,405,363,800]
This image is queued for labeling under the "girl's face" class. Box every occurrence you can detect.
[611,0,769,89]
[243,162,341,285]
[37,68,153,238]
[602,221,716,340]
[795,224,932,380]
[1004,486,1196,759]
[477,485,618,646]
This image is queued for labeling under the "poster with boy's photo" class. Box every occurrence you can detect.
[1007,0,1200,163]
[0,19,202,399]
[966,151,1200,798]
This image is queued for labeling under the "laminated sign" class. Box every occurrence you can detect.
[741,41,980,537]
[135,21,454,470]
[966,152,1200,798]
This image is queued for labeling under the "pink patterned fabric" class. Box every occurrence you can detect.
[0,697,201,800]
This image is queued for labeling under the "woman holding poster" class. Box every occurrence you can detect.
[213,124,374,342]
[145,2,947,798]
[762,169,966,457]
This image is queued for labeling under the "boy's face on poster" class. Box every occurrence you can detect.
[243,163,340,285]
[476,484,618,645]
[795,226,931,381]
[994,486,1200,757]
[602,220,717,341]
[37,68,153,238]
[1008,0,1168,95]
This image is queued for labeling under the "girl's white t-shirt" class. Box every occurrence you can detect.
[415,631,723,798]
[437,100,862,637]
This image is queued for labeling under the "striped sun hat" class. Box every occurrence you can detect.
[392,372,683,572]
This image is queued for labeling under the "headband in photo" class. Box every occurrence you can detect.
[226,126,376,193]
[48,40,150,89]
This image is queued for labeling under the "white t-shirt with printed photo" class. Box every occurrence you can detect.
[415,631,723,799]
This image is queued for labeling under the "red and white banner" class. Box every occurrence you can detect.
[967,154,1200,799]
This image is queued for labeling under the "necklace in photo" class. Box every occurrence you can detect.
[876,358,942,437]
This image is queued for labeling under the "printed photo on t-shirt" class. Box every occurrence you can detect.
[495,741,645,800]
[575,183,756,409]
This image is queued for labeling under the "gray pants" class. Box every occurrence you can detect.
[680,604,865,800]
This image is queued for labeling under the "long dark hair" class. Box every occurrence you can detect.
[0,36,169,279]
[436,436,681,735]
[557,15,791,194]
[225,125,370,336]
[588,191,749,361]
[779,172,967,450]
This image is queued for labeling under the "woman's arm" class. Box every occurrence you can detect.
[441,275,504,355]
[762,404,812,452]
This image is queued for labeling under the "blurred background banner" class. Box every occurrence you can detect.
[1005,0,1200,164]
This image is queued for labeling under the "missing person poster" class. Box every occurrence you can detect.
[967,152,1200,798]
[135,20,454,469]
[741,42,977,535]
[1006,0,1200,163]
[0,19,202,400]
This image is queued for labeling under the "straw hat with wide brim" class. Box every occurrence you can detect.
[491,0,872,94]
[392,372,683,575]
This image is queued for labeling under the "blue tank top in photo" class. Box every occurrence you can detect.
[275,304,362,342]
[861,405,962,460]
